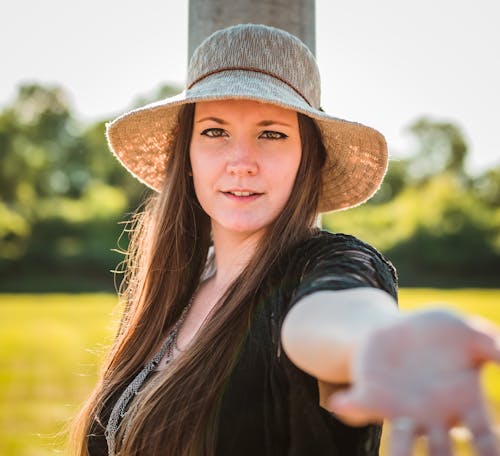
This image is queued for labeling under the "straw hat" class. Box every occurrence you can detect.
[106,23,387,212]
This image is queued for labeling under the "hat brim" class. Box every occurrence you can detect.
[106,70,387,212]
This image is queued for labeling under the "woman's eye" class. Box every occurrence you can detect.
[201,128,226,138]
[260,130,288,140]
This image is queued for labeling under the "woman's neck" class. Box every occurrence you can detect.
[210,225,262,291]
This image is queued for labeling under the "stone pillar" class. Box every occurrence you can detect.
[188,0,316,58]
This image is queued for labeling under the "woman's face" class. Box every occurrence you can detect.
[190,99,302,241]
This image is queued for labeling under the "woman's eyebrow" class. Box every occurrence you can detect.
[196,116,227,124]
[257,120,293,128]
[195,117,292,128]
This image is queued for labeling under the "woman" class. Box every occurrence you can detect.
[71,24,500,455]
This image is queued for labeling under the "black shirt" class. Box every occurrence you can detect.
[89,231,398,455]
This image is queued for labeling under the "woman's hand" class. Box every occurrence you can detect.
[325,309,500,456]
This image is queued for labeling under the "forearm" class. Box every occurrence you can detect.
[281,287,399,383]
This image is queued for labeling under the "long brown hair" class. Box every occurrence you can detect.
[70,102,326,455]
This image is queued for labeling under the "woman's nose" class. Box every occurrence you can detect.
[225,141,258,176]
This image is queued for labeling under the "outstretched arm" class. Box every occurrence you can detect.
[281,287,500,456]
[282,287,399,383]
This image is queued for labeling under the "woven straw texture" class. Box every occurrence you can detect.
[106,24,388,213]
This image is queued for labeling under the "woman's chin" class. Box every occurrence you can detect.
[213,220,269,238]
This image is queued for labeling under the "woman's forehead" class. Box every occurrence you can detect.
[193,99,298,125]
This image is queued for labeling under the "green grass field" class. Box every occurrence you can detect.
[1,290,499,455]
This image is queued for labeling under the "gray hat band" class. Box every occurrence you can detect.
[187,66,312,106]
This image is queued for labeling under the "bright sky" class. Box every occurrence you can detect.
[2,0,499,173]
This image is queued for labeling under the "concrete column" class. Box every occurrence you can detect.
[188,0,316,58]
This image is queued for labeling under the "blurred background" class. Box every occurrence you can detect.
[0,1,499,454]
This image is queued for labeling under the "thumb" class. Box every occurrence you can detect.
[473,334,500,364]
[469,318,500,364]
[326,390,381,426]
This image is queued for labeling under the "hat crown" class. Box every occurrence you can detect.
[187,24,321,108]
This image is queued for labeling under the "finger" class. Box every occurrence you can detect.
[463,405,499,456]
[469,318,500,364]
[427,427,453,456]
[327,390,383,426]
[389,418,416,456]
[474,333,500,365]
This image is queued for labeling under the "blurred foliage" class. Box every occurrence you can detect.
[324,117,500,287]
[0,83,173,291]
[0,84,499,291]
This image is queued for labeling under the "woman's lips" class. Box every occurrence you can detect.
[222,190,263,201]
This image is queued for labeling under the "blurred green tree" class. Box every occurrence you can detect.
[324,117,500,286]
[0,83,179,290]
[0,84,80,259]
[473,166,500,207]
[406,117,468,182]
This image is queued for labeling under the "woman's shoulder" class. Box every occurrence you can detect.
[283,229,398,298]
[304,229,372,247]
[294,229,393,265]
